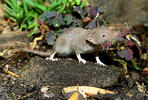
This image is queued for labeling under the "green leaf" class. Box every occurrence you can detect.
[28,23,35,29]
[22,0,29,18]
[20,17,28,30]
[98,17,107,26]
[114,59,128,74]
[64,14,73,25]
[25,0,47,11]
[8,17,17,22]
[131,60,141,71]
[6,0,21,12]
[27,15,39,36]
[27,26,38,37]
[52,19,61,27]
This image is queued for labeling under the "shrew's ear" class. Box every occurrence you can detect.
[86,34,97,45]
[86,29,98,44]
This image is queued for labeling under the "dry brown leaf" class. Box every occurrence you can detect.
[63,86,116,98]
[68,91,78,100]
[142,67,148,74]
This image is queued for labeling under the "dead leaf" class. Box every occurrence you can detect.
[68,92,78,100]
[63,86,116,99]
[142,67,148,74]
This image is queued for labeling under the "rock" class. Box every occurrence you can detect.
[0,87,11,100]
[91,0,148,26]
[20,57,122,87]
[0,31,30,50]
[18,56,123,98]
[20,56,122,88]
[131,72,140,81]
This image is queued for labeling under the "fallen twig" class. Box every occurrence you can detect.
[3,65,19,78]
[15,90,39,100]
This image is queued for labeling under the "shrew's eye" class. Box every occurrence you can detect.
[102,35,105,37]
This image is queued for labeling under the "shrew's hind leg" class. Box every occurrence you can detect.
[95,56,106,66]
[75,52,87,64]
[94,51,106,66]
[46,51,58,61]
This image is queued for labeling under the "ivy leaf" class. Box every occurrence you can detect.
[97,7,104,14]
[73,6,83,15]
[73,17,83,27]
[42,11,58,19]
[90,7,98,18]
[64,14,73,25]
[42,11,63,26]
[89,6,104,18]
[52,18,62,27]
[85,19,97,29]
[45,30,56,45]
[118,47,134,61]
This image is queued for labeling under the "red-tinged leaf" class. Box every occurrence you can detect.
[136,44,142,55]
[83,17,91,22]
[90,7,98,18]
[119,28,131,37]
[125,40,142,55]
[128,40,135,47]
[142,67,148,74]
[123,28,131,35]
[38,18,44,25]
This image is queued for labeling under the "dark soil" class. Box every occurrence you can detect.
[0,0,148,100]
[0,51,147,100]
